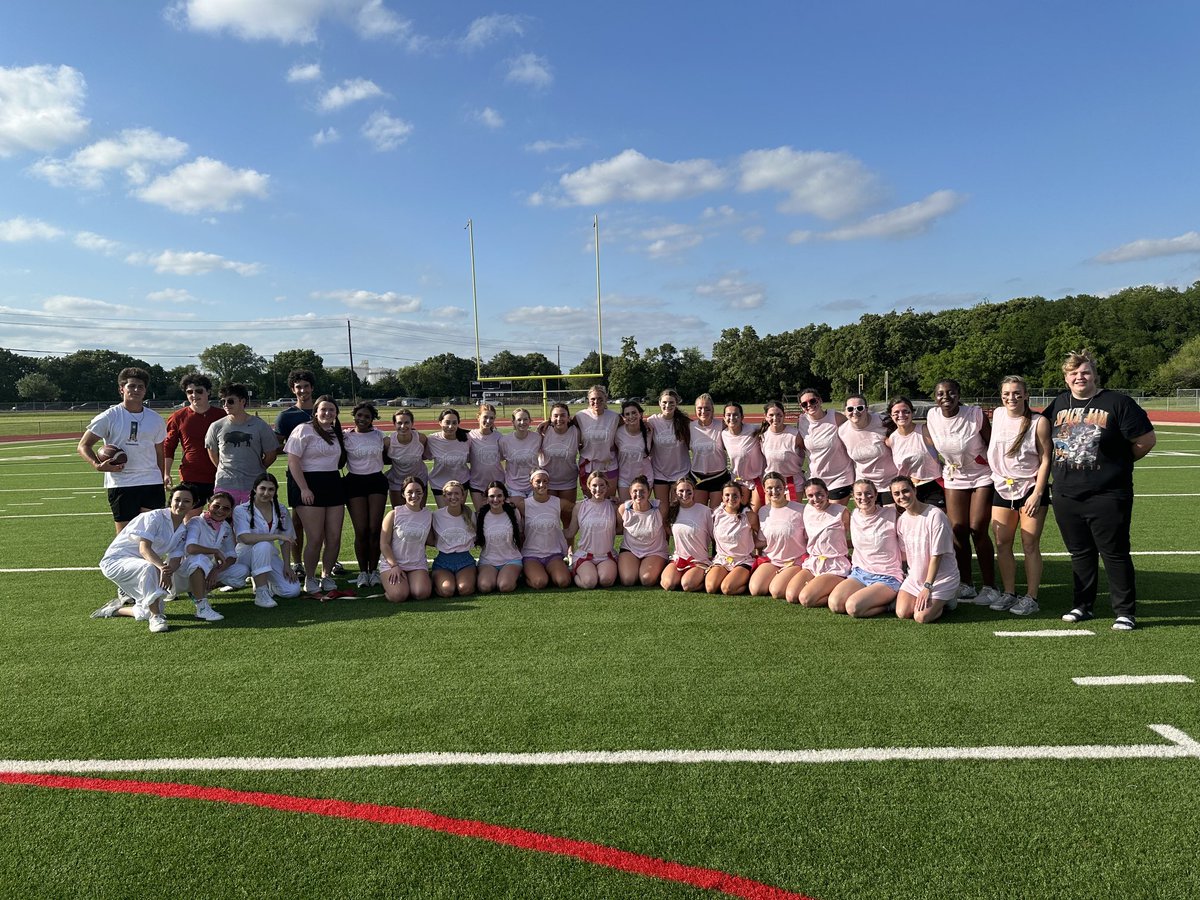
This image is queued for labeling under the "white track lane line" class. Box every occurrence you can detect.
[1072,675,1194,686]
[995,629,1094,637]
[2,725,1197,774]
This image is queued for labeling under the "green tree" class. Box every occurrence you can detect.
[710,326,766,400]
[677,347,715,402]
[0,349,39,401]
[267,350,327,398]
[1038,323,1096,392]
[608,336,650,399]
[915,335,1022,397]
[1149,333,1200,393]
[325,366,363,401]
[198,342,267,391]
[569,351,616,379]
[39,349,147,400]
[16,373,59,401]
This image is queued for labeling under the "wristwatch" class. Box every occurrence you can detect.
[923,581,934,590]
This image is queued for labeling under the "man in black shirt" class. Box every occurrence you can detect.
[1046,351,1156,631]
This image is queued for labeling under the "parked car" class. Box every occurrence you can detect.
[399,397,431,408]
[266,397,293,407]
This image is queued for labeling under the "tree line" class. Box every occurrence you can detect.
[5,282,1200,404]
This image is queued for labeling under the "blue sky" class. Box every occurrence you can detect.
[2,1,1199,376]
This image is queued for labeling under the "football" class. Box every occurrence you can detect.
[97,444,128,466]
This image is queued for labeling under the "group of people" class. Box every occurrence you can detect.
[80,351,1155,633]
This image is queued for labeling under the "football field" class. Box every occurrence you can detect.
[1,432,1198,898]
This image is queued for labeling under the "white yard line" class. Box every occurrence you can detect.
[995,629,1094,637]
[2,725,1197,774]
[0,512,108,519]
[1072,675,1193,686]
[0,566,100,573]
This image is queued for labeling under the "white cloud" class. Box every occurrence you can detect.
[552,149,727,206]
[1094,231,1200,264]
[287,62,322,83]
[505,53,553,89]
[135,157,269,214]
[74,231,121,254]
[742,225,766,243]
[788,190,966,242]
[362,110,412,150]
[430,305,466,320]
[694,272,766,310]
[319,78,384,111]
[473,107,505,129]
[169,0,418,45]
[313,289,421,313]
[146,288,196,303]
[738,147,883,220]
[29,128,188,189]
[525,137,585,154]
[0,64,89,157]
[312,127,340,146]
[640,223,704,259]
[126,249,262,276]
[43,295,138,316]
[461,13,525,51]
[503,305,592,329]
[0,217,64,242]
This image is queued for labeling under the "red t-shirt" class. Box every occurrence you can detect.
[165,406,226,483]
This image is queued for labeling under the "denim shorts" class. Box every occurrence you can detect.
[432,551,476,573]
[847,566,902,592]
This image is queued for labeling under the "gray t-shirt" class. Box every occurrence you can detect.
[204,416,279,492]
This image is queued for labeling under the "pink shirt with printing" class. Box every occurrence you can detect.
[850,506,904,581]
[758,502,807,566]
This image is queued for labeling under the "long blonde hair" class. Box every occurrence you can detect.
[1000,375,1033,457]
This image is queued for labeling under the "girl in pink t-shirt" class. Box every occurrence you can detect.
[785,478,851,607]
[748,471,808,599]
[425,408,471,503]
[565,470,618,588]
[647,390,692,507]
[660,478,713,592]
[520,469,572,589]
[828,480,904,617]
[615,400,654,500]
[538,402,581,503]
[467,403,504,511]
[386,408,427,508]
[688,392,728,507]
[343,402,389,587]
[499,408,540,497]
[754,400,804,511]
[475,480,523,595]
[890,475,960,624]
[576,385,621,497]
[379,476,433,603]
[837,393,898,500]
[925,379,997,605]
[705,482,762,595]
[884,397,943,506]
[721,402,764,508]
[795,389,854,503]
[617,475,669,586]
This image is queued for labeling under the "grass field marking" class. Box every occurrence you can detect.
[0,454,76,463]
[1137,492,1200,497]
[0,471,96,477]
[0,566,100,573]
[1040,550,1199,556]
[994,629,1094,637]
[0,773,814,900]
[0,486,108,493]
[4,724,1199,773]
[1135,464,1200,469]
[0,511,108,519]
[1072,675,1194,686]
[1150,451,1200,458]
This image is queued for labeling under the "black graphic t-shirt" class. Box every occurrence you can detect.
[1045,390,1152,500]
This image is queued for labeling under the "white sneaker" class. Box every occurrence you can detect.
[1009,595,1039,616]
[90,597,126,618]
[355,572,370,588]
[321,576,336,592]
[254,588,278,609]
[304,576,321,594]
[148,613,169,633]
[194,599,224,622]
[975,586,1003,608]
[956,583,978,601]
[368,570,381,586]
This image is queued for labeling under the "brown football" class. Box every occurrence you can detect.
[97,444,128,466]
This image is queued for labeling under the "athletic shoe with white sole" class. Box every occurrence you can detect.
[254,588,278,609]
[989,591,1019,612]
[217,584,238,593]
[355,572,370,588]
[1112,616,1136,631]
[148,613,169,633]
[369,571,381,586]
[90,597,127,618]
[330,562,346,577]
[956,583,978,601]
[975,585,1002,607]
[320,576,336,592]
[194,599,224,622]
[304,576,321,594]
[1009,595,1039,616]
[293,563,306,579]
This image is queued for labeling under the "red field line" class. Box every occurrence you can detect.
[0,772,815,900]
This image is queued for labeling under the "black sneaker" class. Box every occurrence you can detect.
[1112,616,1136,631]
[1061,607,1094,624]
[292,563,305,579]
[330,562,346,577]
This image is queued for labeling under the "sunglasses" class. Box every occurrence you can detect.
[845,404,866,413]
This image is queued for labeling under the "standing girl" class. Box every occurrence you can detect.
[706,482,762,595]
[521,469,572,589]
[828,480,903,617]
[386,408,427,508]
[660,478,712,592]
[721,402,765,508]
[648,389,692,507]
[539,402,581,516]
[837,393,898,502]
[285,395,347,594]
[343,402,389,587]
[475,481,524,594]
[785,478,851,607]
[795,389,854,504]
[233,472,301,609]
[576,385,620,498]
[499,408,540,498]
[986,376,1051,616]
[565,470,618,588]
[924,379,998,605]
[617,475,669,586]
[748,472,808,599]
[755,400,804,509]
[426,408,471,508]
[615,400,654,501]
[890,475,960,624]
[885,397,943,506]
[688,393,728,508]
[379,476,433,603]
[467,403,504,511]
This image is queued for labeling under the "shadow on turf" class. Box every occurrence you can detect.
[161,592,482,631]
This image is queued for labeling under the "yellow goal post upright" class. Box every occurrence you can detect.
[467,216,607,420]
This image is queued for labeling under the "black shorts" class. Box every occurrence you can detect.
[916,481,946,508]
[286,469,302,508]
[993,487,1050,511]
[184,482,215,507]
[688,469,731,493]
[826,484,852,502]
[343,471,388,499]
[107,483,166,522]
[295,470,345,507]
